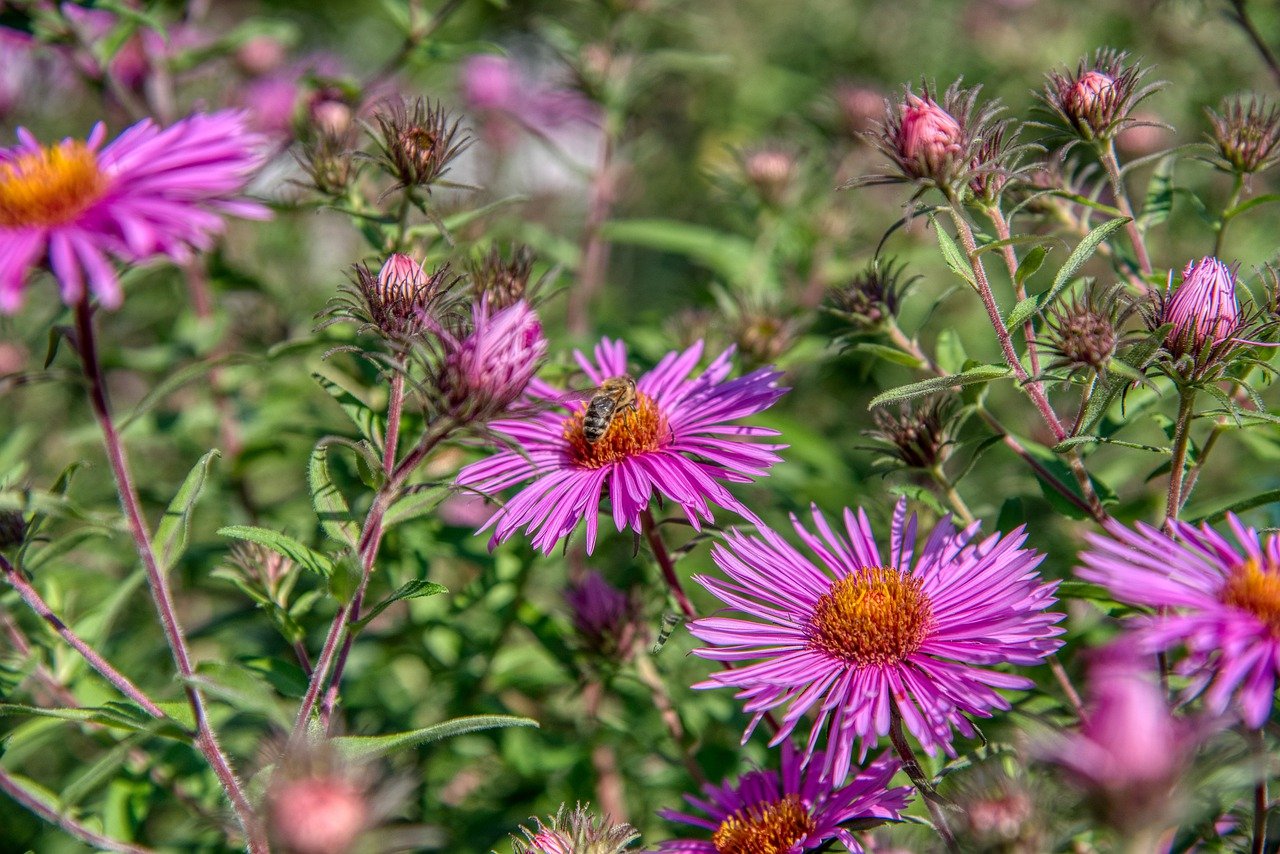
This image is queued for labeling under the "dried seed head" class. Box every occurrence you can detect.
[1206,96,1280,175]
[829,258,915,330]
[469,245,536,311]
[1041,49,1159,143]
[511,803,639,854]
[866,395,955,470]
[0,510,25,550]
[368,98,470,192]
[1041,284,1130,376]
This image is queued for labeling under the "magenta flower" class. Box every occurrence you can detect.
[437,297,547,420]
[455,339,786,554]
[0,111,268,312]
[1163,257,1240,352]
[1077,514,1280,728]
[689,500,1063,783]
[566,570,638,659]
[656,746,910,853]
[897,93,964,178]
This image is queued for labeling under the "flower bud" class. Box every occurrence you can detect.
[897,93,964,180]
[309,89,353,138]
[469,245,536,311]
[1163,257,1240,354]
[0,510,26,551]
[268,776,369,854]
[741,146,798,206]
[236,35,288,76]
[369,97,470,192]
[1064,71,1115,121]
[1207,96,1280,175]
[834,82,885,137]
[829,259,914,330]
[437,299,547,420]
[1042,49,1154,142]
[866,395,955,471]
[512,804,639,854]
[565,572,639,660]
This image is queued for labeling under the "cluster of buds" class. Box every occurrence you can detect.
[469,244,537,311]
[564,571,642,662]
[1205,96,1280,176]
[511,803,639,854]
[865,395,956,471]
[0,510,26,551]
[318,254,462,348]
[1040,49,1160,144]
[367,97,470,194]
[1041,283,1133,378]
[856,81,1020,198]
[226,542,297,602]
[828,258,915,331]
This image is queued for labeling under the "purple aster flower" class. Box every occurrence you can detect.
[455,339,786,554]
[0,111,269,312]
[565,570,640,659]
[1077,514,1280,728]
[1163,257,1240,354]
[436,297,547,421]
[655,746,910,853]
[689,499,1063,783]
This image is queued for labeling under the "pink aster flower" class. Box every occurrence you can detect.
[0,111,268,312]
[689,499,1063,783]
[455,339,786,554]
[1077,514,1280,728]
[656,746,910,853]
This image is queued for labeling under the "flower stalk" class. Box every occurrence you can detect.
[888,703,957,852]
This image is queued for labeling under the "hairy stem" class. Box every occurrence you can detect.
[888,703,957,852]
[73,300,263,851]
[640,508,696,621]
[1214,172,1246,258]
[2,555,163,717]
[1099,140,1153,278]
[0,767,157,854]
[1164,387,1197,529]
[986,206,1042,378]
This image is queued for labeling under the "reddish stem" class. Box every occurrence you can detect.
[0,767,156,854]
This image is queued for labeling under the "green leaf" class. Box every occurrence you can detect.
[155,450,220,573]
[332,714,538,760]
[1223,192,1280,222]
[600,219,760,286]
[1188,489,1280,524]
[313,372,385,451]
[216,525,334,577]
[309,441,359,548]
[1042,217,1131,309]
[352,579,448,630]
[383,485,450,529]
[1051,436,1171,454]
[1004,296,1039,328]
[843,341,925,369]
[118,354,256,431]
[1136,155,1176,232]
[60,733,144,809]
[931,219,976,287]
[1015,245,1048,288]
[868,365,1010,409]
[970,234,1053,257]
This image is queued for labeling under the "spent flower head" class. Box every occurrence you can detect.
[1205,96,1280,175]
[469,244,539,311]
[1040,282,1136,379]
[367,97,470,193]
[0,111,268,312]
[1040,49,1162,144]
[511,803,638,854]
[655,746,910,853]
[690,499,1063,780]
[828,258,916,331]
[865,395,957,471]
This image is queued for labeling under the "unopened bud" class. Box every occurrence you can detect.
[742,147,798,206]
[1207,96,1280,175]
[470,245,535,311]
[268,776,369,854]
[897,93,964,180]
[1043,49,1151,141]
[0,511,26,550]
[370,98,470,192]
[438,299,546,420]
[236,35,287,76]
[867,395,954,470]
[835,82,885,136]
[512,804,638,854]
[309,89,352,138]
[829,259,914,330]
[1164,257,1240,354]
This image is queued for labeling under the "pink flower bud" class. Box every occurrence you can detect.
[310,90,353,137]
[1164,257,1240,351]
[268,777,369,854]
[439,299,547,419]
[236,35,288,77]
[378,253,429,293]
[1064,71,1116,118]
[898,93,964,178]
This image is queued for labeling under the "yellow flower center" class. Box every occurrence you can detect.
[0,141,108,228]
[808,567,934,666]
[712,795,815,854]
[563,392,669,469]
[1222,559,1280,635]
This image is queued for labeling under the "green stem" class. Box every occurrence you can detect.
[888,703,957,852]
[929,466,974,526]
[986,206,1042,378]
[1253,728,1271,854]
[1214,172,1246,258]
[1164,387,1198,528]
[640,508,696,620]
[1099,140,1153,279]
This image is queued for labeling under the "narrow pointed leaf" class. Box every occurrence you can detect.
[333,714,538,760]
[156,450,220,573]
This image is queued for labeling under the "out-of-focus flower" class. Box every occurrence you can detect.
[461,53,600,135]
[739,145,800,207]
[235,35,288,77]
[1116,111,1169,157]
[309,87,354,139]
[60,5,201,94]
[368,97,470,193]
[511,803,638,854]
[856,81,1019,196]
[1078,514,1280,728]
[461,54,520,114]
[655,746,910,853]
[834,82,886,137]
[866,395,956,471]
[456,339,786,554]
[948,764,1044,853]
[828,258,916,331]
[1041,49,1160,143]
[264,740,376,854]
[0,29,38,121]
[1206,96,1280,175]
[0,111,268,312]
[1034,648,1199,836]
[565,571,640,660]
[436,297,547,421]
[689,499,1063,782]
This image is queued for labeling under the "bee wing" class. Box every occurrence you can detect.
[545,387,596,407]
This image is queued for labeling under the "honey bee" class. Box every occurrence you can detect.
[582,375,638,444]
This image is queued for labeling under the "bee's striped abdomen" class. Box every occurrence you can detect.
[582,395,618,444]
